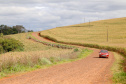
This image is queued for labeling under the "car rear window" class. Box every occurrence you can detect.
[100,50,108,53]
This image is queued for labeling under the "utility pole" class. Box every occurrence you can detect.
[107,28,108,42]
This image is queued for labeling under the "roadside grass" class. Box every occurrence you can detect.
[112,52,126,84]
[57,48,93,64]
[0,48,92,78]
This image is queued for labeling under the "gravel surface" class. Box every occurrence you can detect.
[0,32,115,84]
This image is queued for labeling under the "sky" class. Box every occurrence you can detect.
[0,0,126,31]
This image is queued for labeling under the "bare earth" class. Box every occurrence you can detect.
[0,32,115,84]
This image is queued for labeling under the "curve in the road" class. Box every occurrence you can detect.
[0,32,115,84]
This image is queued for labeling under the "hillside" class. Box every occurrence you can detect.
[40,17,126,48]
[0,33,81,78]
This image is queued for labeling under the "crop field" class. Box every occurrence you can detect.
[40,17,126,48]
[0,33,85,77]
[8,33,56,51]
[2,33,77,60]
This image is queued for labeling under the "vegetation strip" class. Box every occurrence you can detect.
[112,52,126,84]
[27,33,76,49]
[0,48,92,78]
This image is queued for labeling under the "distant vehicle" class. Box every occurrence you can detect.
[99,50,109,58]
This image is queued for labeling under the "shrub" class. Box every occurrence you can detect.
[0,38,24,53]
[2,38,24,52]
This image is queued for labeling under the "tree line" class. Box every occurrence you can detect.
[0,24,33,35]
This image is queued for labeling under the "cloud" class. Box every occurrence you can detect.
[0,0,126,31]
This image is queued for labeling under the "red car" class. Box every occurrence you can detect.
[99,50,109,58]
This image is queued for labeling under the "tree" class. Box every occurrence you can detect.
[28,30,33,32]
[0,25,4,33]
[0,24,27,35]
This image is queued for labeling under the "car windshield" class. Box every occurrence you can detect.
[100,50,108,53]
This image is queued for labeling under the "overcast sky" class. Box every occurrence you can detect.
[0,0,126,31]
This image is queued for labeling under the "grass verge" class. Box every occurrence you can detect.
[112,52,126,84]
[57,48,93,64]
[0,48,93,78]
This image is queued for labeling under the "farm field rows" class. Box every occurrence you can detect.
[40,17,126,48]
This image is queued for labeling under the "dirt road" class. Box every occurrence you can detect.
[0,32,115,84]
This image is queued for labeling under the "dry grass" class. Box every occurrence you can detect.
[0,32,75,64]
[8,33,56,51]
[0,49,74,71]
[0,33,79,77]
[112,52,126,84]
[40,17,126,48]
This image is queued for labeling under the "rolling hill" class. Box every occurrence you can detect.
[0,17,126,83]
[40,17,126,48]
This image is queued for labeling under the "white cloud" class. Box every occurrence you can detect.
[0,0,126,31]
[35,6,47,9]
